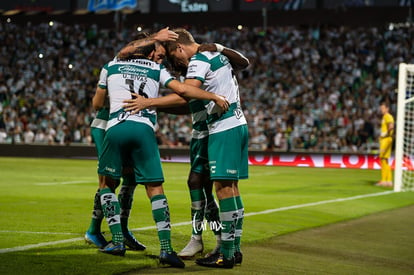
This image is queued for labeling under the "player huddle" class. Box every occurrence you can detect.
[84,27,250,269]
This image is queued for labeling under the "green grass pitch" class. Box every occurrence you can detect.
[0,157,413,274]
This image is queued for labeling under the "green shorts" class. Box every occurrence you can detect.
[91,127,106,157]
[208,124,249,181]
[98,121,164,184]
[91,107,109,157]
[190,136,209,175]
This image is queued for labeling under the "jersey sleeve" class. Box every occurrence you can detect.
[159,64,175,87]
[385,113,394,124]
[186,53,210,83]
[97,63,109,89]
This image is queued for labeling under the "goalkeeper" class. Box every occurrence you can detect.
[377,101,394,187]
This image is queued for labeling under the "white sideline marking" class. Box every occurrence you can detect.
[0,238,81,253]
[244,190,394,217]
[35,180,91,186]
[0,191,394,254]
[0,230,79,235]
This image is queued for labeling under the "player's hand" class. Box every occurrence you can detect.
[213,95,229,113]
[198,43,217,52]
[153,27,178,42]
[123,93,151,114]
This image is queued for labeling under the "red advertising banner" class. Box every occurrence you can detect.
[161,153,414,170]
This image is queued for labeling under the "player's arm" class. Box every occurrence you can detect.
[117,27,178,59]
[380,115,395,138]
[123,93,188,115]
[167,79,229,111]
[198,43,250,71]
[387,120,395,137]
[92,86,107,110]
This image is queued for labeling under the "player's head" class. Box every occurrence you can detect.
[120,32,165,64]
[380,101,389,115]
[163,28,197,67]
[149,42,166,64]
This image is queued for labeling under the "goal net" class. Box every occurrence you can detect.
[394,63,414,192]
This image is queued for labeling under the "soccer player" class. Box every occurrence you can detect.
[123,43,249,261]
[377,101,394,187]
[164,29,248,269]
[85,28,177,251]
[130,29,248,268]
[92,39,228,267]
[85,102,146,250]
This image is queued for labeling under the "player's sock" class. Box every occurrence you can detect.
[87,189,103,234]
[151,194,173,253]
[219,197,237,260]
[205,197,221,236]
[100,188,123,244]
[234,195,244,252]
[383,159,392,183]
[381,158,387,182]
[118,180,136,234]
[190,189,205,238]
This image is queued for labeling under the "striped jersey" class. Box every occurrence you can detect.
[186,51,247,135]
[98,58,174,130]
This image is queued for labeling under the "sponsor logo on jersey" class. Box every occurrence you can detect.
[118,65,149,75]
[187,64,197,74]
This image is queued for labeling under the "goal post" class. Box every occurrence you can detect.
[394,63,414,192]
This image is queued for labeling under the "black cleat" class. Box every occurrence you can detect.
[159,250,185,268]
[234,251,243,265]
[195,253,234,269]
[124,231,146,251]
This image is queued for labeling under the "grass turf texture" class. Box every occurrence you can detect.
[0,157,413,274]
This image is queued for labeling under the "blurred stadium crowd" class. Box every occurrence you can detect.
[0,21,411,152]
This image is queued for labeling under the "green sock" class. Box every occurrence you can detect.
[234,196,244,252]
[118,182,136,234]
[87,189,103,234]
[190,189,205,237]
[151,194,172,253]
[100,188,123,244]
[219,197,237,260]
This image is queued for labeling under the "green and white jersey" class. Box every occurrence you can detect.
[188,99,208,140]
[90,107,109,130]
[186,51,247,135]
[98,58,174,131]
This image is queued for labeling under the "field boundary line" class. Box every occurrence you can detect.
[34,180,91,186]
[0,191,393,254]
[0,230,79,235]
[244,190,394,216]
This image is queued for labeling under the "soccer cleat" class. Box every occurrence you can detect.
[375,181,393,187]
[195,252,234,269]
[159,250,185,268]
[124,231,146,251]
[84,231,108,248]
[204,244,221,258]
[177,237,203,258]
[99,242,126,256]
[234,251,243,265]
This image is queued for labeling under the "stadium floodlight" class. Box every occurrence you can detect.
[394,63,414,192]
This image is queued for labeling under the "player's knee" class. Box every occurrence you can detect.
[145,182,164,198]
[187,172,199,189]
[101,176,120,192]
